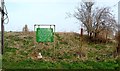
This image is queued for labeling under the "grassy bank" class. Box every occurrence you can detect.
[2,32,120,69]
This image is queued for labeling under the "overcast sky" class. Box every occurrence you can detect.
[0,0,120,33]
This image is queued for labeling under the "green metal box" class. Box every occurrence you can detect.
[36,28,54,42]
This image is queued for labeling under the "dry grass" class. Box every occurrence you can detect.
[3,31,117,62]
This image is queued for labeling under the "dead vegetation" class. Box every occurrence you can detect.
[3,31,119,69]
[113,31,120,58]
[4,32,116,61]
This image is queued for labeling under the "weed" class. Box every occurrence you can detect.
[2,32,118,69]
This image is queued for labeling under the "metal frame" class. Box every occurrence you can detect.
[34,24,55,32]
[34,24,56,58]
[34,24,55,42]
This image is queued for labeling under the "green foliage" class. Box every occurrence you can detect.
[19,51,28,56]
[59,41,68,45]
[2,59,119,69]
[95,44,106,50]
[88,43,106,50]
[84,60,119,69]
[4,47,18,52]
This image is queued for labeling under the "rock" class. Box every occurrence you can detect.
[37,53,42,59]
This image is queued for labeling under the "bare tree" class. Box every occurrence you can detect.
[73,2,117,41]
[74,2,94,38]
[92,7,116,38]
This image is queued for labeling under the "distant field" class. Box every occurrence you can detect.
[2,32,120,69]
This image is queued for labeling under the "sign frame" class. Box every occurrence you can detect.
[34,24,55,43]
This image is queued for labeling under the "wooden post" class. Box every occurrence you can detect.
[1,0,4,55]
[81,28,83,37]
[80,28,83,54]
